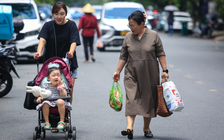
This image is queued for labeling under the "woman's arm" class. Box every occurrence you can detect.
[158,55,169,79]
[34,38,46,59]
[67,42,77,58]
[113,60,126,81]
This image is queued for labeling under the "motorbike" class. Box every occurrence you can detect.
[0,18,24,97]
[0,44,20,97]
[197,12,223,39]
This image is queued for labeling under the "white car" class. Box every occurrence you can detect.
[98,2,152,51]
[0,0,44,60]
[164,11,193,32]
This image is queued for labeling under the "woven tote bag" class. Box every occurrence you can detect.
[156,78,173,117]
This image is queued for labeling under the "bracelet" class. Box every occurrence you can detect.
[57,85,65,90]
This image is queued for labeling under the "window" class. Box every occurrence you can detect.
[5,4,37,19]
[104,8,142,19]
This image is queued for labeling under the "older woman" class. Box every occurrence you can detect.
[113,10,169,139]
[33,1,80,132]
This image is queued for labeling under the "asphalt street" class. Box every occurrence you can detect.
[0,30,224,140]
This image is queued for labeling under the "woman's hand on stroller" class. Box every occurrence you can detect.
[67,51,73,59]
[34,52,41,59]
[36,96,43,103]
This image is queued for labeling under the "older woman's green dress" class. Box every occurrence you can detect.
[120,28,165,118]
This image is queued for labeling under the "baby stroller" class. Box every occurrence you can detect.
[25,57,76,140]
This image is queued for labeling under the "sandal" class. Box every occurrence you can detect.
[121,129,133,139]
[57,121,65,130]
[44,122,51,130]
[144,131,153,138]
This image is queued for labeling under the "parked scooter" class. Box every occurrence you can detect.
[196,12,223,39]
[0,44,20,97]
[0,5,24,97]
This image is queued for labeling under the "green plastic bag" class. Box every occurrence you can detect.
[109,81,123,112]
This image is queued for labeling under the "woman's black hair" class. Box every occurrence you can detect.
[128,10,146,25]
[52,1,67,15]
[47,67,61,77]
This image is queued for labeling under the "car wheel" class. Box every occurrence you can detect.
[97,47,105,52]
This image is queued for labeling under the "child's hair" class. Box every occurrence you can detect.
[47,67,62,77]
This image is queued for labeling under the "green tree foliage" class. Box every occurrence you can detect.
[34,0,55,5]
[213,0,224,27]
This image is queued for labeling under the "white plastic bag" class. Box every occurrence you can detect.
[62,54,69,65]
[162,81,184,112]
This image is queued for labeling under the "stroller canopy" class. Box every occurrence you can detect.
[35,57,73,86]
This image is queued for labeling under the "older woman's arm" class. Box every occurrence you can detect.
[158,55,169,79]
[113,60,126,81]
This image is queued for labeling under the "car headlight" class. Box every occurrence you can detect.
[100,23,115,38]
[25,30,39,37]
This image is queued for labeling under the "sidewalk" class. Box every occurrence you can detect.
[190,30,224,42]
[213,30,224,42]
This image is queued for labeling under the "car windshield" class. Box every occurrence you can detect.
[104,7,142,19]
[4,4,37,19]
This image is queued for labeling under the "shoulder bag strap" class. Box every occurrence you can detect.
[53,21,57,56]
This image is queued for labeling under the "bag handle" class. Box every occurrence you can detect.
[161,77,168,84]
[53,21,57,56]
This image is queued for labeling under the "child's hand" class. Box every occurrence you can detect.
[36,97,43,103]
[58,80,64,86]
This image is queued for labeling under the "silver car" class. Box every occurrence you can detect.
[98,2,151,51]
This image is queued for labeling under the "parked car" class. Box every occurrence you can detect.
[68,7,83,19]
[92,5,103,21]
[98,1,152,51]
[163,11,193,33]
[37,3,52,22]
[0,0,45,61]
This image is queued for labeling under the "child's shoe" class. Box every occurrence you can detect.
[57,121,65,130]
[44,122,51,130]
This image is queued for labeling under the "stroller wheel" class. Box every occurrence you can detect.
[33,131,37,140]
[73,126,76,131]
[65,131,69,140]
[72,130,76,140]
[41,132,44,140]
[41,128,46,138]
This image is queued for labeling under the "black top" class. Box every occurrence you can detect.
[38,20,81,70]
[168,11,174,24]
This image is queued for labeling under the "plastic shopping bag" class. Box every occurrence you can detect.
[162,81,184,112]
[96,39,103,48]
[62,54,69,65]
[109,81,123,112]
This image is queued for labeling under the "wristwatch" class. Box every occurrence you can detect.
[163,69,169,73]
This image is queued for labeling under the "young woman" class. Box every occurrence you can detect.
[33,1,80,105]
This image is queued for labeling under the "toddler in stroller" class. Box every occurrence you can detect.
[30,57,76,140]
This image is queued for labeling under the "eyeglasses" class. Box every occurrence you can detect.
[127,25,137,29]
